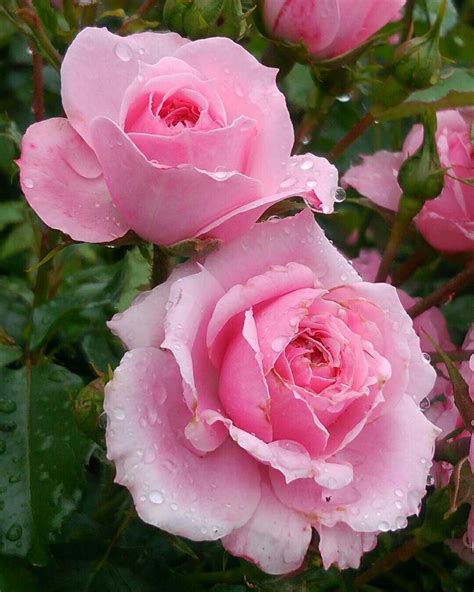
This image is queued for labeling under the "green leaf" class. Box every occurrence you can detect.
[377,69,474,120]
[0,556,38,591]
[0,364,94,563]
[419,487,470,544]
[0,202,25,232]
[117,247,151,312]
[414,0,458,36]
[0,343,22,367]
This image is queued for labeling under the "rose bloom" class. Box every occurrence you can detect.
[105,211,438,574]
[343,110,474,253]
[259,0,406,60]
[17,27,338,246]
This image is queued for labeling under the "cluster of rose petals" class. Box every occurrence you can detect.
[343,110,474,253]
[260,0,406,60]
[105,211,439,574]
[16,27,338,246]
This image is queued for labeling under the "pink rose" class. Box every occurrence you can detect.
[343,110,474,253]
[17,28,338,246]
[105,211,438,574]
[259,0,406,60]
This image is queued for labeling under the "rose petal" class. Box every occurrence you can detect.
[317,522,378,569]
[174,37,294,192]
[105,347,261,540]
[90,117,264,245]
[222,478,312,575]
[61,27,189,144]
[17,118,128,242]
[342,151,404,211]
[203,209,360,292]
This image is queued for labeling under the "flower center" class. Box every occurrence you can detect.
[155,95,201,129]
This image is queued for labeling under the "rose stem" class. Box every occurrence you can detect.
[401,0,416,42]
[31,44,44,122]
[117,0,156,35]
[428,350,474,364]
[355,536,423,589]
[327,112,375,161]
[151,245,171,287]
[375,212,412,283]
[408,260,474,318]
[391,244,435,287]
[16,5,61,70]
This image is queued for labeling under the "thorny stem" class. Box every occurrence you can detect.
[428,350,474,364]
[327,112,375,161]
[31,44,44,122]
[408,260,474,318]
[117,0,156,35]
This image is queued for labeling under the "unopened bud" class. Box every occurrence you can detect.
[398,110,445,205]
[163,0,243,40]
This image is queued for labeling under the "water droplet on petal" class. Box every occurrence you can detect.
[426,474,434,486]
[149,490,164,504]
[334,187,346,203]
[24,178,34,189]
[394,489,404,498]
[170,502,178,511]
[305,180,317,188]
[113,407,125,420]
[300,159,314,171]
[378,521,390,532]
[114,42,133,62]
[422,352,431,363]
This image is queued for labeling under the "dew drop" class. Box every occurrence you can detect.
[305,180,317,188]
[395,500,403,510]
[300,159,314,171]
[334,187,346,203]
[378,521,390,532]
[280,177,296,189]
[149,490,164,504]
[301,134,311,145]
[336,94,351,103]
[99,412,108,430]
[114,42,133,62]
[113,407,125,420]
[394,488,404,498]
[422,352,431,363]
[0,399,16,414]
[138,47,145,56]
[170,502,178,511]
[6,524,22,542]
[143,448,156,464]
[426,474,434,487]
[23,178,34,189]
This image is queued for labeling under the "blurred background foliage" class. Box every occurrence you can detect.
[0,0,473,590]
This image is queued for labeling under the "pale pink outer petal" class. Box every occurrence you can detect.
[107,262,198,350]
[342,151,404,211]
[317,522,378,569]
[203,209,360,292]
[173,37,294,193]
[105,347,261,540]
[222,478,312,575]
[271,396,440,533]
[61,27,189,144]
[17,118,128,242]
[161,267,227,452]
[90,117,264,245]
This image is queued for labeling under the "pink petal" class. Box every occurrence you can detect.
[17,118,128,242]
[415,208,474,253]
[90,117,264,245]
[105,347,261,540]
[129,116,257,171]
[173,37,294,193]
[317,522,378,569]
[204,209,360,292]
[207,262,317,366]
[61,27,189,144]
[107,262,198,350]
[218,310,273,442]
[342,151,404,211]
[222,478,312,575]
[161,267,227,452]
[271,396,439,533]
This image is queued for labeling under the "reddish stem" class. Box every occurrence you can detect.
[327,112,375,161]
[31,44,44,122]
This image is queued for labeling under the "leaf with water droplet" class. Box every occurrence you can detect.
[0,365,94,562]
